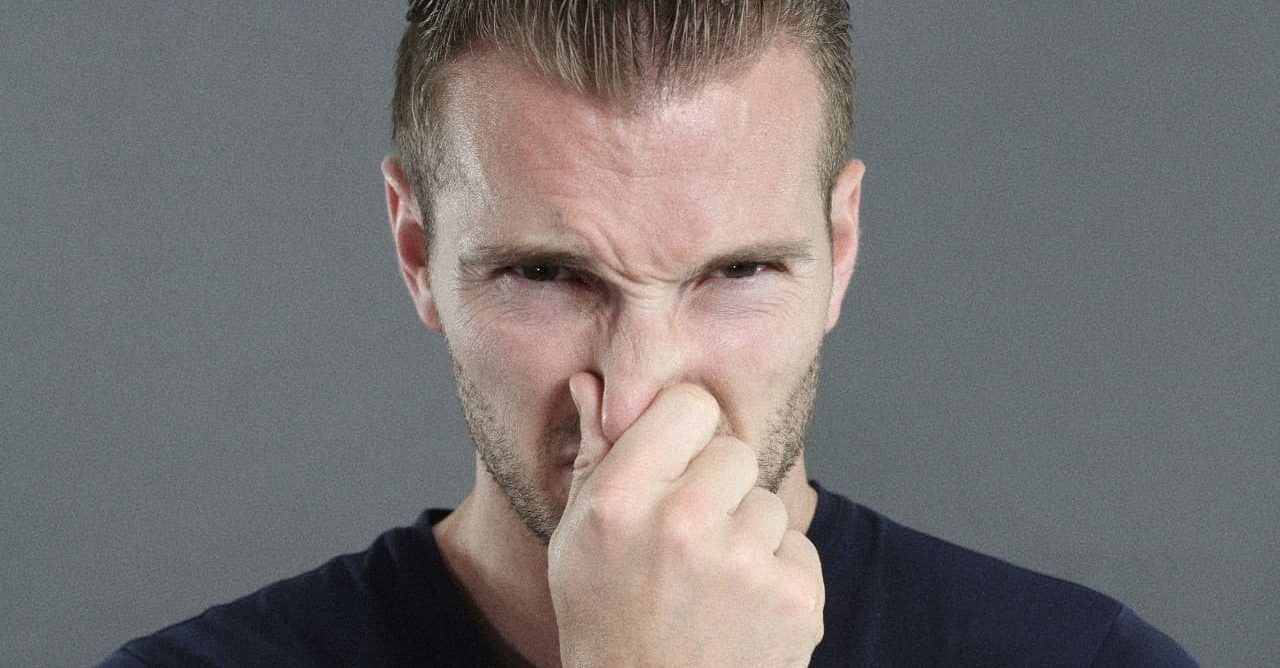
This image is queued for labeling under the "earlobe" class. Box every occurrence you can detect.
[381,156,442,332]
[825,159,865,332]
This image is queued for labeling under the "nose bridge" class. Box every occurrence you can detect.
[596,304,686,444]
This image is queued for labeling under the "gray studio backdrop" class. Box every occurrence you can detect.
[3,2,1276,666]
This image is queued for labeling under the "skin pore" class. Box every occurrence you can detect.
[384,42,863,668]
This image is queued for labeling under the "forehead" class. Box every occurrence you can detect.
[433,44,828,266]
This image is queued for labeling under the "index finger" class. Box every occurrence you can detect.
[591,383,723,484]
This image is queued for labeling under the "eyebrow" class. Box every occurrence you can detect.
[692,240,817,276]
[458,239,817,279]
[459,244,595,272]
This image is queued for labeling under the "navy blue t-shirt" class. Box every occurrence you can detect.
[100,481,1197,666]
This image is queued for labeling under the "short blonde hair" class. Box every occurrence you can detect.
[391,1,855,252]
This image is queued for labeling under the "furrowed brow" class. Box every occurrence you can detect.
[457,238,817,279]
[457,244,594,271]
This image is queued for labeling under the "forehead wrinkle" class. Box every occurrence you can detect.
[442,45,827,286]
[524,212,690,289]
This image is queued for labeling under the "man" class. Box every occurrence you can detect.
[102,2,1196,666]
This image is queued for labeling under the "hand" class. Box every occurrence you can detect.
[548,372,825,667]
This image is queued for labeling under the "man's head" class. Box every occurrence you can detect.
[391,0,855,256]
[383,0,864,543]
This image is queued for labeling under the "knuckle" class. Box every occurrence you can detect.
[711,436,758,481]
[734,446,762,480]
[658,495,710,547]
[778,577,823,617]
[661,513,699,551]
[722,435,754,462]
[580,482,640,532]
[786,528,820,560]
[745,486,785,518]
[668,485,714,519]
[776,531,825,606]
[725,533,764,577]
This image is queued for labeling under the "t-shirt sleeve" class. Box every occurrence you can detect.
[1089,607,1198,667]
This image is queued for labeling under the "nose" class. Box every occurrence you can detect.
[596,309,688,445]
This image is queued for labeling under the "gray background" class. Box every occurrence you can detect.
[3,1,1276,666]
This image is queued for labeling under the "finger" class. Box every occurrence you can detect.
[675,435,759,516]
[600,383,722,483]
[775,530,826,613]
[566,371,608,509]
[731,486,789,551]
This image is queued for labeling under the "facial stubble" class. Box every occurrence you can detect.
[449,352,820,545]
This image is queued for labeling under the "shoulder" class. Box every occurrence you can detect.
[808,484,1197,666]
[1089,606,1199,667]
[98,513,454,668]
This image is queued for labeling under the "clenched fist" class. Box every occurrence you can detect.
[548,372,825,667]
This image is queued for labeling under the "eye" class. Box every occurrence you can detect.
[512,263,567,282]
[718,261,768,279]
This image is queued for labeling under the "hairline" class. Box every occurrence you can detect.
[394,27,850,257]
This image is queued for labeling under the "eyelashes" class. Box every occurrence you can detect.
[505,260,782,287]
[719,261,768,279]
[511,263,570,283]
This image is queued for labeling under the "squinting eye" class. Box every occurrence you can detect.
[513,264,565,282]
[720,262,766,279]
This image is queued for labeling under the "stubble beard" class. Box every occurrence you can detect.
[449,354,821,545]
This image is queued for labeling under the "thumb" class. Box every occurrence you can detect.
[566,371,607,508]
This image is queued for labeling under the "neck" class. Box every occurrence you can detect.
[432,454,819,668]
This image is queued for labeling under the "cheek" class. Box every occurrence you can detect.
[447,276,589,371]
[694,276,826,357]
[698,313,820,385]
[690,290,825,435]
[447,299,593,426]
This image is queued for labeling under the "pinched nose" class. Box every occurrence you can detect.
[600,379,659,445]
[593,310,692,445]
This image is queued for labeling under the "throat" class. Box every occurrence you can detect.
[432,487,564,668]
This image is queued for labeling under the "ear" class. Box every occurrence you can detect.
[825,159,864,332]
[382,156,442,331]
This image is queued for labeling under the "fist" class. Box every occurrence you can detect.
[548,372,824,667]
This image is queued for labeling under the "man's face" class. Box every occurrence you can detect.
[421,45,854,542]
